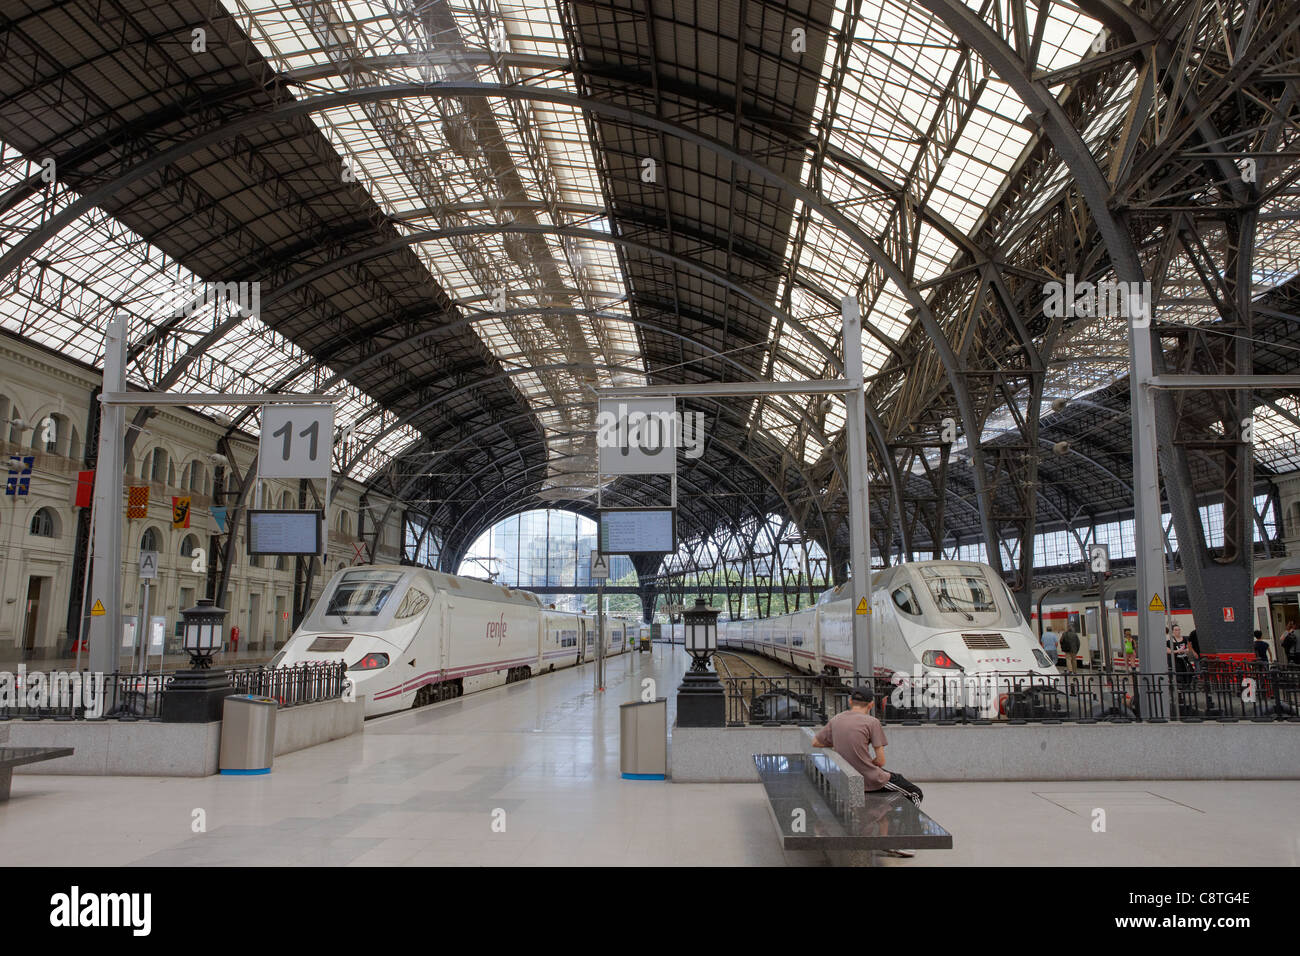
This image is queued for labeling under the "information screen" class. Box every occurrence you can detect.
[247,509,323,556]
[598,508,675,554]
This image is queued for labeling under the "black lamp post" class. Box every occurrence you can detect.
[162,598,231,723]
[182,598,225,668]
[676,597,725,727]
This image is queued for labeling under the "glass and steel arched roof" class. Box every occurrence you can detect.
[1,0,1298,568]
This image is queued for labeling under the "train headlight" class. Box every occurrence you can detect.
[922,650,963,670]
[349,652,390,671]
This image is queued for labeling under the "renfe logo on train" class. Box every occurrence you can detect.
[486,613,508,646]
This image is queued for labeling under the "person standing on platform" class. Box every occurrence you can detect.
[1282,625,1298,665]
[1041,627,1059,667]
[1060,624,1081,673]
[1167,624,1197,689]
[1122,628,1138,669]
[1254,630,1271,663]
[812,688,924,807]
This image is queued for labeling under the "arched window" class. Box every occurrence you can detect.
[29,507,58,538]
[68,426,80,462]
[338,510,351,536]
[141,527,161,553]
[281,490,294,509]
[33,413,68,455]
[167,461,176,487]
[149,448,167,483]
[275,555,286,572]
[188,460,204,492]
[180,534,199,557]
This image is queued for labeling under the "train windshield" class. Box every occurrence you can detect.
[917,566,998,622]
[327,570,405,617]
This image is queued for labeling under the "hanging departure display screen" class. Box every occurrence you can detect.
[598,508,675,554]
[247,509,324,556]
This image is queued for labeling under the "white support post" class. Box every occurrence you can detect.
[1131,323,1169,710]
[89,314,127,675]
[842,296,874,686]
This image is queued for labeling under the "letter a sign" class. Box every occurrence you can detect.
[590,551,610,581]
[139,550,159,580]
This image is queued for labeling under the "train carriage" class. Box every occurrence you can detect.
[1031,557,1300,666]
[274,566,616,717]
[718,561,1056,688]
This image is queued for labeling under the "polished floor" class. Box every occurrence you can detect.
[1,643,1297,866]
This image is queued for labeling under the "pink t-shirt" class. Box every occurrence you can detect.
[813,710,891,790]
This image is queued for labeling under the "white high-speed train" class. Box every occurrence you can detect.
[271,565,630,717]
[716,560,1058,685]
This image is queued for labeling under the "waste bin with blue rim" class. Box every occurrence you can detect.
[619,697,667,779]
[219,695,278,775]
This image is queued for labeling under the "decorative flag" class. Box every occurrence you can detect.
[75,470,95,508]
[127,485,149,518]
[211,506,228,533]
[172,496,191,529]
[5,455,34,496]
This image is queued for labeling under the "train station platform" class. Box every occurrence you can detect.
[1,643,1297,867]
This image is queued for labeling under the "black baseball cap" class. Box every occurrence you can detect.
[850,686,877,704]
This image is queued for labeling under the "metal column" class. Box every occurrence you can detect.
[89,314,127,675]
[842,296,873,684]
[1130,322,1167,704]
[595,583,605,692]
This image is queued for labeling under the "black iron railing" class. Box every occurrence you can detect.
[722,662,1300,726]
[0,662,348,721]
[229,662,348,707]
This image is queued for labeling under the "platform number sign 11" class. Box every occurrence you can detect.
[258,405,335,480]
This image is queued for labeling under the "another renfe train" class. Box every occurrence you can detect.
[272,565,631,717]
[715,560,1058,683]
[1030,556,1300,666]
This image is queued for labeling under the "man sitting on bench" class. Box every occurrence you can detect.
[812,687,925,807]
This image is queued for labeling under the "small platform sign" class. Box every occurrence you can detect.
[1148,593,1166,612]
[139,550,158,580]
[590,551,610,581]
[90,599,106,617]
[855,598,870,615]
[1223,606,1235,622]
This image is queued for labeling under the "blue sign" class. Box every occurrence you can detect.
[5,455,33,496]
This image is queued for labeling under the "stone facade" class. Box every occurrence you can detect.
[0,331,405,660]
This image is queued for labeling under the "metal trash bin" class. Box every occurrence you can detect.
[219,695,278,775]
[619,697,667,779]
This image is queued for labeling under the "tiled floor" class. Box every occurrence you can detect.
[2,643,1297,866]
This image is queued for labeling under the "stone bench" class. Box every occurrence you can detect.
[0,747,75,801]
[753,730,952,864]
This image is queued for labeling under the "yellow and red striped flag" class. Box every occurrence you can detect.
[127,485,149,518]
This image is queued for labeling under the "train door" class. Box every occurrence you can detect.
[439,596,452,678]
[1270,595,1299,659]
[1084,607,1098,665]
[578,618,587,663]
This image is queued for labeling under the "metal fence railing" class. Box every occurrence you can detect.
[0,662,348,721]
[229,662,348,708]
[722,662,1300,726]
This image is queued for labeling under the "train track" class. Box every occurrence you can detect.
[715,650,843,724]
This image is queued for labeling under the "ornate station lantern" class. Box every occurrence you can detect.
[676,597,724,727]
[181,598,225,669]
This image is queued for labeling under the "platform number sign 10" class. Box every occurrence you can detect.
[258,405,335,479]
[1088,543,1110,574]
